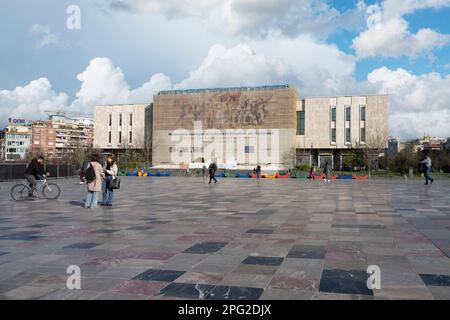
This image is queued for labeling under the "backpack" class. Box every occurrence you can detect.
[85,163,96,183]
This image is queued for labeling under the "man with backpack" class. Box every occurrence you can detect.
[208,161,218,184]
[84,154,104,209]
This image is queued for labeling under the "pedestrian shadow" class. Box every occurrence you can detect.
[69,200,84,207]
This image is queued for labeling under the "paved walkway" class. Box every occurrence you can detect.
[0,177,450,300]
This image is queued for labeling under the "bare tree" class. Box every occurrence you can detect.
[281,148,296,170]
[356,127,388,179]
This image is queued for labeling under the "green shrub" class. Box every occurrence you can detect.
[299,164,311,172]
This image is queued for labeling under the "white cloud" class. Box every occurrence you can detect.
[71,58,131,109]
[175,38,359,96]
[250,36,359,95]
[352,0,450,59]
[129,73,172,102]
[221,0,365,39]
[353,17,450,59]
[368,67,450,138]
[104,0,221,18]
[0,78,69,122]
[174,43,289,89]
[71,57,172,112]
[29,24,60,49]
[382,0,450,18]
[103,0,365,39]
[0,58,172,125]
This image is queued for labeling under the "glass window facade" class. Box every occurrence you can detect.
[297,111,305,136]
[361,127,366,143]
[360,106,366,121]
[345,107,351,121]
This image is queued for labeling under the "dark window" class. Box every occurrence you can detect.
[108,131,112,144]
[297,111,305,135]
[118,131,122,144]
[331,128,336,143]
[129,114,133,126]
[129,131,133,144]
[245,146,255,153]
[119,114,122,126]
[361,127,366,143]
[331,107,336,122]
[360,106,366,121]
[108,114,112,126]
[345,107,351,122]
[346,128,351,143]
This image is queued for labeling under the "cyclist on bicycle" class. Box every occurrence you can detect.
[24,156,50,197]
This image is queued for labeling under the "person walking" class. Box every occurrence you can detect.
[84,154,104,209]
[419,153,434,185]
[24,156,49,197]
[256,165,262,180]
[323,161,332,183]
[202,164,207,181]
[102,155,118,207]
[208,161,218,184]
[309,165,316,180]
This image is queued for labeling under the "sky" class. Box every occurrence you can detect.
[1,0,450,140]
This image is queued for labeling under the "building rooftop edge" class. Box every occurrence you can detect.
[157,84,292,95]
[301,94,389,99]
[94,103,151,107]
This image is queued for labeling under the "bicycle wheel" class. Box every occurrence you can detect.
[42,183,61,200]
[11,184,30,201]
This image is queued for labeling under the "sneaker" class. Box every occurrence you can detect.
[424,183,429,185]
[431,179,434,184]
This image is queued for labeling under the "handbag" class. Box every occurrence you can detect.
[108,177,121,190]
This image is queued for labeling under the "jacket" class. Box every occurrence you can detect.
[25,158,45,178]
[420,157,432,169]
[87,161,104,192]
[208,163,217,174]
[105,163,118,177]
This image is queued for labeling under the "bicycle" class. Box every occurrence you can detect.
[11,177,61,201]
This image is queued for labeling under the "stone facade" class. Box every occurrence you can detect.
[295,95,388,168]
[152,86,298,169]
[93,104,151,151]
[92,86,388,170]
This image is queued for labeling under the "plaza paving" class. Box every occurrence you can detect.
[0,176,450,300]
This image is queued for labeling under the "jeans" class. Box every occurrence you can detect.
[24,174,37,195]
[102,176,114,205]
[85,191,99,208]
[209,173,217,183]
[424,167,433,184]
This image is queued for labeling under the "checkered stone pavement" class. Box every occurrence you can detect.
[1,176,450,300]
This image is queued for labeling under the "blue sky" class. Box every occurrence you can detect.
[1,0,450,139]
